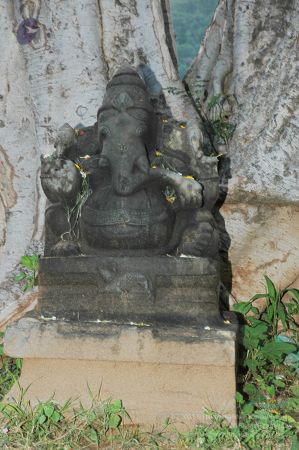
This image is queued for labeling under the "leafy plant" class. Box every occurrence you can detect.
[233,276,299,337]
[204,93,236,146]
[0,380,298,449]
[0,392,72,448]
[177,410,240,449]
[163,84,235,156]
[0,332,22,401]
[176,408,298,450]
[237,409,298,450]
[0,389,151,449]
[15,254,39,292]
[233,276,299,418]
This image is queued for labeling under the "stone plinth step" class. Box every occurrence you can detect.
[4,316,237,427]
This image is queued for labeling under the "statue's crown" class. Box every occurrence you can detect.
[107,64,146,91]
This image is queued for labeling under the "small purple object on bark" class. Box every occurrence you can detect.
[17,18,39,45]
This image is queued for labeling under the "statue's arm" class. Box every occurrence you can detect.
[40,123,82,205]
[40,155,82,205]
[148,167,203,209]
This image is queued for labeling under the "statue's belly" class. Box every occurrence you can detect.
[81,188,175,250]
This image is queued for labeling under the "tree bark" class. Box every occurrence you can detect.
[185,0,299,299]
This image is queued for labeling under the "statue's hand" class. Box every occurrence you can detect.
[40,155,81,204]
[149,168,203,208]
[54,123,78,158]
[173,176,203,209]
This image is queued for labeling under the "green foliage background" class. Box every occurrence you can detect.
[170,0,218,78]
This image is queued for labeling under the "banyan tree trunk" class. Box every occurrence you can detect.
[185,0,299,300]
[0,0,298,324]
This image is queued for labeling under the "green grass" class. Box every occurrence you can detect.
[0,332,22,401]
[0,389,297,449]
[0,346,298,448]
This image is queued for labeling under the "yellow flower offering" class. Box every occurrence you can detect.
[165,195,176,204]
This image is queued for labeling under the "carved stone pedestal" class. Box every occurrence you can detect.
[5,317,237,427]
[36,255,222,326]
[5,256,237,426]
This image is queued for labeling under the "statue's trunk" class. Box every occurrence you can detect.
[103,142,150,196]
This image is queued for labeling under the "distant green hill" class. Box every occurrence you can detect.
[170,0,218,78]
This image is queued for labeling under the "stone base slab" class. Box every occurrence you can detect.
[4,316,236,363]
[8,358,236,427]
[5,316,237,426]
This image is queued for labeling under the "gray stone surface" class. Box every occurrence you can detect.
[4,315,236,363]
[36,255,221,325]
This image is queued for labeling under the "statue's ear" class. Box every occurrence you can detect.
[95,120,103,153]
[136,64,162,96]
[94,108,100,127]
[147,112,161,156]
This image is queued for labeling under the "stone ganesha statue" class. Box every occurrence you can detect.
[40,65,219,257]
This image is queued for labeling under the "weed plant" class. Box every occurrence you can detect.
[233,276,299,418]
[0,333,22,401]
[15,255,39,292]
